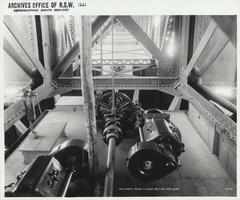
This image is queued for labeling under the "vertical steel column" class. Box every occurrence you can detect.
[179,16,190,86]
[80,16,97,175]
[40,16,57,86]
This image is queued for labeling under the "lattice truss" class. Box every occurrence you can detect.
[3,15,236,144]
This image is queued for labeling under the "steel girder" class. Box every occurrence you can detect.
[180,16,236,144]
[183,20,217,77]
[180,84,236,143]
[52,17,110,79]
[92,16,110,37]
[160,16,170,50]
[92,59,154,66]
[52,42,80,78]
[48,15,182,96]
[40,16,58,70]
[4,16,52,132]
[197,81,236,114]
[54,77,182,96]
[4,16,46,77]
[3,38,38,78]
[58,58,155,77]
[57,77,178,87]
[211,16,236,47]
[168,96,181,111]
[4,84,56,132]
[14,120,28,135]
[194,29,229,76]
[92,16,116,47]
[117,16,169,76]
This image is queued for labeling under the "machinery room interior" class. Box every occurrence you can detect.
[3,15,237,197]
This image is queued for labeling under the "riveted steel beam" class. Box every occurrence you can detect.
[160,16,170,51]
[54,76,182,96]
[196,82,236,114]
[40,16,57,71]
[14,120,28,135]
[92,59,154,66]
[92,16,110,36]
[180,84,236,143]
[4,16,46,77]
[3,38,37,78]
[52,16,110,79]
[117,16,168,76]
[183,20,217,77]
[52,42,80,78]
[4,84,55,132]
[195,31,229,76]
[103,65,155,77]
[57,76,178,87]
[168,96,181,111]
[211,16,236,47]
[92,17,116,47]
[179,16,190,86]
[52,85,183,98]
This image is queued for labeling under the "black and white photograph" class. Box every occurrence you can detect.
[0,1,238,198]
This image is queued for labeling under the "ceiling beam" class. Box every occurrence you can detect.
[55,76,180,95]
[117,16,168,76]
